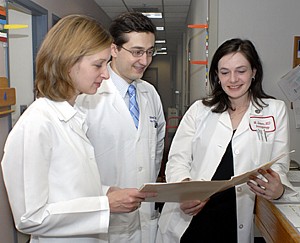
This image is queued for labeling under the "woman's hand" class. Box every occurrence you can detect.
[180,199,209,216]
[247,168,284,200]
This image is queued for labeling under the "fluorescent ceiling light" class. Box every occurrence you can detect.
[155,40,166,44]
[156,26,164,31]
[156,51,168,55]
[142,12,162,19]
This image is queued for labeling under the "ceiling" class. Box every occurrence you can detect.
[94,0,191,55]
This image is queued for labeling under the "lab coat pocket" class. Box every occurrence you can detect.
[158,203,191,234]
[144,216,159,243]
[250,129,274,167]
[157,203,175,234]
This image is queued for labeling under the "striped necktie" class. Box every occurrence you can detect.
[128,84,139,128]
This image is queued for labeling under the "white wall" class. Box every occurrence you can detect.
[32,0,111,29]
[215,0,300,163]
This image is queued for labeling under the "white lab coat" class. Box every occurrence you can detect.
[1,98,110,243]
[77,76,166,243]
[156,99,297,243]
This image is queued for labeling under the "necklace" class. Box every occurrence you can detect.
[229,107,248,120]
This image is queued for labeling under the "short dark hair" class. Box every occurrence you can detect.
[109,12,156,46]
[203,38,274,112]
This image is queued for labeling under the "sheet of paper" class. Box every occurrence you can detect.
[293,100,300,129]
[276,204,300,228]
[278,65,300,102]
[140,151,294,202]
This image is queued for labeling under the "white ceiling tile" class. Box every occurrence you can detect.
[164,6,190,13]
[164,0,191,6]
[94,0,124,7]
[124,0,162,5]
[101,7,128,12]
[165,13,188,18]
[93,0,192,53]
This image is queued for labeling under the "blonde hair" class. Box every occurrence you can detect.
[35,14,112,101]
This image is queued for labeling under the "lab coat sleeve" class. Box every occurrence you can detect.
[102,185,110,195]
[155,95,166,177]
[1,117,110,237]
[166,101,200,183]
[270,101,290,173]
[270,101,298,199]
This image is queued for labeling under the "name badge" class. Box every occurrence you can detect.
[149,116,158,128]
[249,116,276,132]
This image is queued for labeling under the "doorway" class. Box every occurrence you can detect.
[143,67,158,89]
[7,0,47,125]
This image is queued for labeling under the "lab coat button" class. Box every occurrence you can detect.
[239,224,243,229]
[234,149,240,155]
[237,187,242,192]
[138,167,143,171]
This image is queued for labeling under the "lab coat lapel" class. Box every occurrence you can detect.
[249,102,264,117]
[193,110,232,180]
[100,78,140,132]
[98,79,128,116]
[68,120,90,143]
[218,106,251,136]
[136,82,148,136]
[218,111,232,130]
[234,105,252,137]
[49,99,90,143]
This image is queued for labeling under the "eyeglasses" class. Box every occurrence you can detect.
[119,46,156,57]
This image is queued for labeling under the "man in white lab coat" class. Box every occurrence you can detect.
[77,12,166,243]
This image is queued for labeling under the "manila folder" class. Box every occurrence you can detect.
[139,151,292,202]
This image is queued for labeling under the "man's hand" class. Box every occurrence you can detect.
[107,187,157,213]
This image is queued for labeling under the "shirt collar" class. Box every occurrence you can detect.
[46,98,89,133]
[108,63,136,98]
[44,98,76,121]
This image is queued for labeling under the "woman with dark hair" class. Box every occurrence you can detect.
[203,38,273,113]
[156,38,296,243]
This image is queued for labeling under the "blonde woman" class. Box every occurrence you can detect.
[2,14,154,243]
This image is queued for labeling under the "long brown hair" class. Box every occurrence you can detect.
[203,38,274,112]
